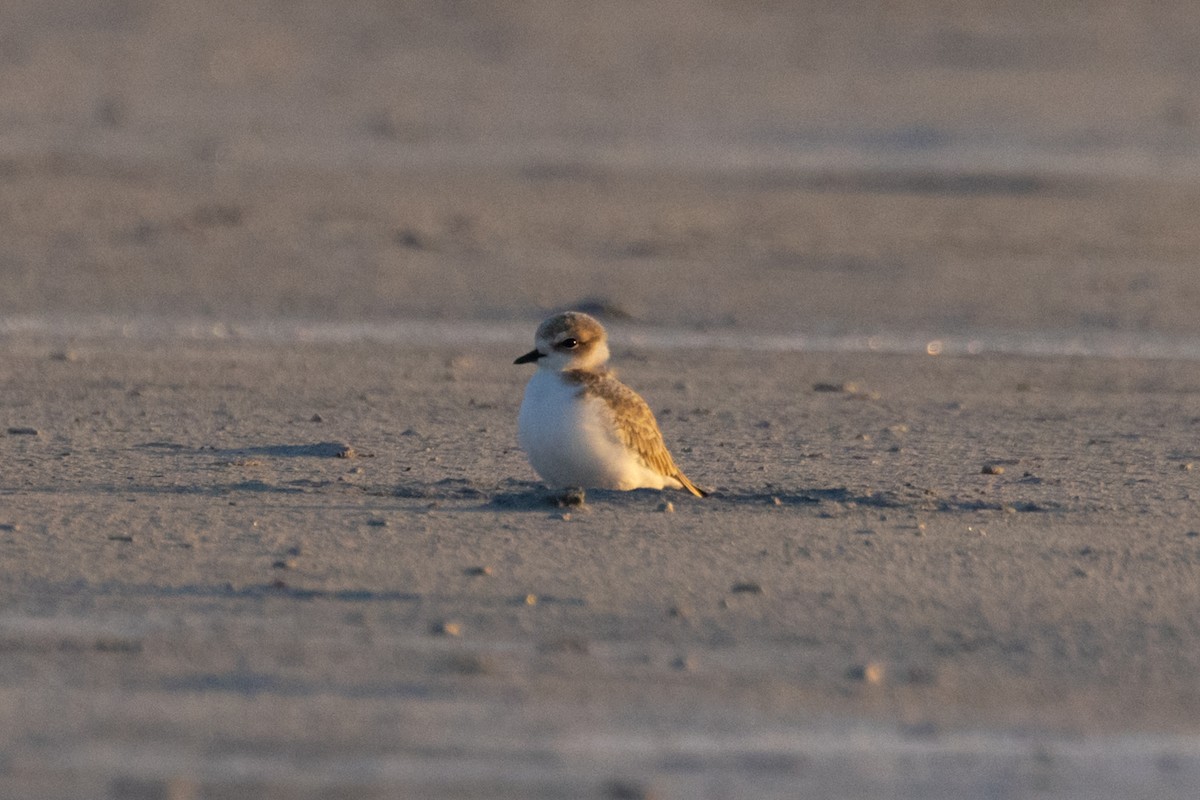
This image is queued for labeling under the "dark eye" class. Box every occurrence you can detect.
[559,338,579,349]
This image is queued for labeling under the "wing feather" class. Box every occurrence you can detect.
[565,370,707,497]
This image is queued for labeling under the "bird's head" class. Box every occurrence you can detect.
[514,311,610,372]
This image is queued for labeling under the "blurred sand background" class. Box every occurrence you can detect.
[3,0,1200,335]
[2,2,1200,798]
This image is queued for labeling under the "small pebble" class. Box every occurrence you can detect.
[731,581,763,595]
[1186,531,1199,539]
[847,662,886,684]
[366,518,388,527]
[982,464,1005,475]
[310,413,324,423]
[6,427,40,436]
[272,559,296,570]
[394,228,428,249]
[335,444,357,459]
[667,603,691,619]
[524,593,539,606]
[107,534,134,542]
[772,496,783,506]
[431,621,463,637]
[671,655,695,672]
[230,458,263,467]
[1183,463,1194,471]
[50,349,79,362]
[657,501,675,513]
[0,523,20,532]
[465,565,493,576]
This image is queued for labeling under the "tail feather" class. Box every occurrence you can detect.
[675,472,709,498]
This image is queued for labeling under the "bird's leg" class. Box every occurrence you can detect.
[554,487,587,508]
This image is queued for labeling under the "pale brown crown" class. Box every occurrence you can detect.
[536,312,607,348]
[533,311,611,371]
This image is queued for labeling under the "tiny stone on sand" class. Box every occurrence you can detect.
[847,662,886,685]
[431,621,463,637]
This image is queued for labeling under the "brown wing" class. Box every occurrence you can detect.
[566,370,708,497]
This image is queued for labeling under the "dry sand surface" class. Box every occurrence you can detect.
[3,337,1200,798]
[3,1,1200,798]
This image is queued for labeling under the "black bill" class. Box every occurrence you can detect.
[514,349,544,364]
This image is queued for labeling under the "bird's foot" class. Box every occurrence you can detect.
[554,487,587,508]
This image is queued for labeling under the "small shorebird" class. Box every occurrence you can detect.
[515,311,707,497]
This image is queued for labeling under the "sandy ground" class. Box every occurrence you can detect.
[3,1,1200,798]
[2,336,1199,798]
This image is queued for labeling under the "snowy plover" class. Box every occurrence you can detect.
[515,311,707,497]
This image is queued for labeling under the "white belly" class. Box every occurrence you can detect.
[518,371,673,490]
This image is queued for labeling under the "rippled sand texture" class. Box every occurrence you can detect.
[2,338,1200,799]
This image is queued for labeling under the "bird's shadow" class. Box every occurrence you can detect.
[126,442,1060,514]
[481,484,831,511]
[482,484,1061,514]
[484,485,675,511]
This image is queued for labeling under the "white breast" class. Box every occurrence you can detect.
[517,370,673,490]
